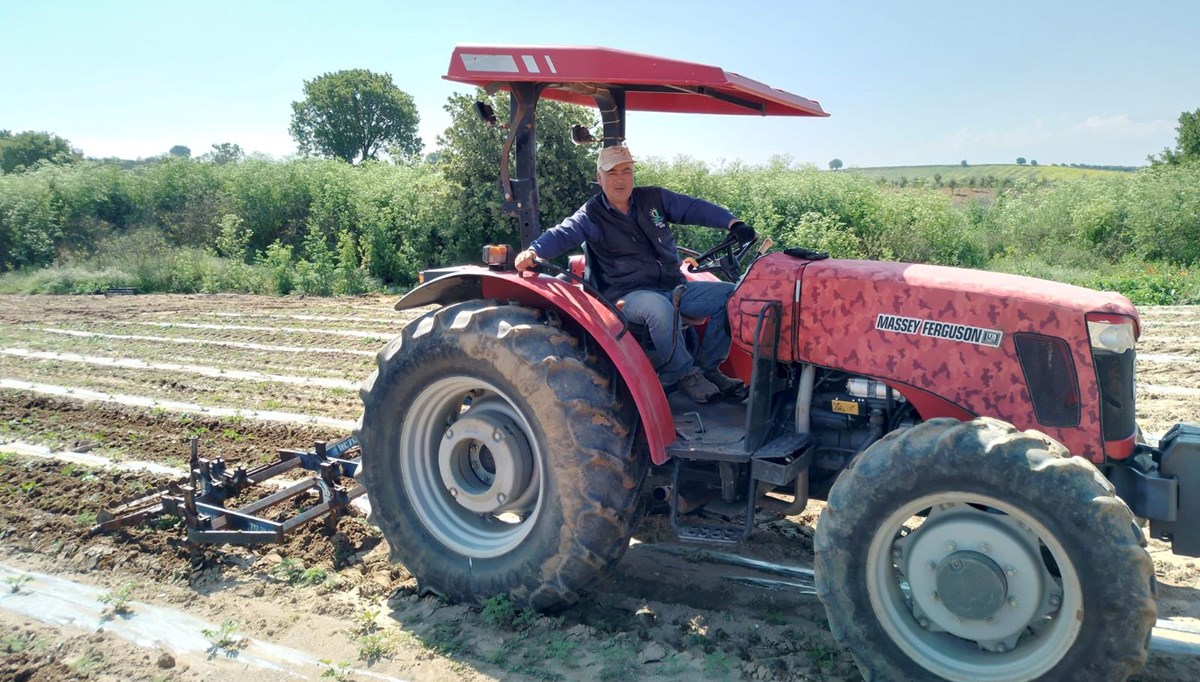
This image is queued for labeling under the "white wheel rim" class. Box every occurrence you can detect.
[399,376,543,558]
[866,492,1083,681]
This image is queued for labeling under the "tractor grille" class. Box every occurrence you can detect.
[1093,347,1137,442]
[1014,333,1081,427]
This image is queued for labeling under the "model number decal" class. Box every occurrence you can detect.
[876,314,1003,348]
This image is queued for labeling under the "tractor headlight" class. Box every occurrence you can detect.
[1086,316,1137,354]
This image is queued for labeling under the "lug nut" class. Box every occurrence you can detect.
[449,487,459,498]
[445,429,454,439]
[946,542,957,552]
[1008,598,1018,608]
[1049,595,1061,606]
[979,543,991,553]
[918,617,929,628]
[497,492,507,504]
[493,429,504,442]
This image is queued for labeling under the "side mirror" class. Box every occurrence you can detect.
[570,125,596,145]
[474,101,499,127]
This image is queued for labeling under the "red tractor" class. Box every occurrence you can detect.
[357,45,1199,681]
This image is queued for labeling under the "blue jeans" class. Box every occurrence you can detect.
[620,281,735,385]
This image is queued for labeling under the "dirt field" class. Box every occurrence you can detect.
[0,293,1197,681]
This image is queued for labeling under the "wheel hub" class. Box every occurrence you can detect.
[438,410,532,514]
[898,512,1045,644]
[936,551,1007,620]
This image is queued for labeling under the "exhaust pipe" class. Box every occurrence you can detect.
[653,483,716,515]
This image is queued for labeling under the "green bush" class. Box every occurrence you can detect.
[261,240,296,295]
[1,154,1197,303]
[782,211,869,259]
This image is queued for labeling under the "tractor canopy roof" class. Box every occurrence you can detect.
[444,45,828,118]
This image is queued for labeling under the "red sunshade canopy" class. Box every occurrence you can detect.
[445,45,828,117]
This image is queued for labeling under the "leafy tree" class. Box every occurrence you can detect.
[169,145,191,158]
[1150,108,1200,165]
[0,130,80,173]
[290,69,421,163]
[204,143,245,165]
[961,159,968,167]
[435,90,598,263]
[1030,159,1038,166]
[828,158,843,170]
[1016,157,1027,165]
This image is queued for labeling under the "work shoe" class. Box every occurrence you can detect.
[677,367,720,403]
[703,368,745,395]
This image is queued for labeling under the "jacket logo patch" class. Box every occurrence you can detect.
[648,208,667,230]
[876,314,1003,348]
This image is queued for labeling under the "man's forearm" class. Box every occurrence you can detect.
[660,188,736,229]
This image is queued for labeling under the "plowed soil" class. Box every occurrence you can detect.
[0,293,1197,682]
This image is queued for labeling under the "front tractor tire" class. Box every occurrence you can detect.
[814,418,1155,682]
[357,301,645,610]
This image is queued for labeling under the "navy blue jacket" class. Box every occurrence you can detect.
[530,187,734,301]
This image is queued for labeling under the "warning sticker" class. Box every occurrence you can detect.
[831,399,860,415]
[876,314,1003,348]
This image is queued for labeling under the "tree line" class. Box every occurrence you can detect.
[1,72,1198,304]
[2,145,1197,303]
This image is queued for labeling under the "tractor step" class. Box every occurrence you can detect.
[668,456,755,545]
[752,433,813,486]
[674,522,749,544]
[666,432,813,545]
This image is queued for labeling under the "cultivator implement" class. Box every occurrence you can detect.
[90,435,364,545]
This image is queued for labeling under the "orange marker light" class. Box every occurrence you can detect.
[482,245,514,266]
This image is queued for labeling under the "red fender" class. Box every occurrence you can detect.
[395,267,676,464]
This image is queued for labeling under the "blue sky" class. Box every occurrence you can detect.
[2,0,1196,168]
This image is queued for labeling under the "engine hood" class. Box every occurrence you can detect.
[728,253,1140,461]
[801,259,1138,318]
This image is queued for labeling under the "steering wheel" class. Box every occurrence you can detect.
[679,235,757,281]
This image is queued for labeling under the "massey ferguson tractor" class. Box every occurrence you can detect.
[356,45,1200,681]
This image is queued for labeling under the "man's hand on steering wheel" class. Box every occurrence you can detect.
[681,220,759,281]
[729,220,757,246]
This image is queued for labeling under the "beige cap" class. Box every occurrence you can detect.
[597,145,635,171]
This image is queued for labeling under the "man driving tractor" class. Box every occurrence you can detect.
[515,145,755,403]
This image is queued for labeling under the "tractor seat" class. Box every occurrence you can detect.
[564,254,706,372]
[566,255,705,326]
[568,255,708,326]
[569,254,586,279]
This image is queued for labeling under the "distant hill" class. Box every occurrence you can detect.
[844,164,1134,183]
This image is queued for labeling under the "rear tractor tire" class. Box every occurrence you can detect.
[357,301,645,610]
[814,418,1156,682]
